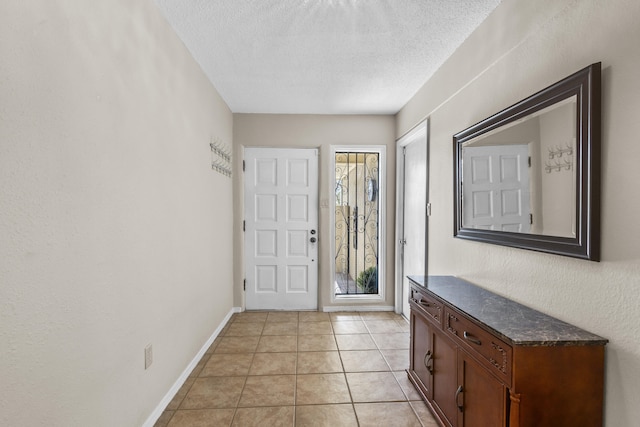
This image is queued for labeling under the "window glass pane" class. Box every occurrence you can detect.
[334,152,379,295]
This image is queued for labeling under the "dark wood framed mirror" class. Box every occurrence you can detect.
[453,63,601,261]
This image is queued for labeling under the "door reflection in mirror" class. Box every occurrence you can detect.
[461,96,577,238]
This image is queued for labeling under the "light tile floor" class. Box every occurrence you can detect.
[154,311,439,427]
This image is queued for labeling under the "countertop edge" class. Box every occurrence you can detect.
[408,275,608,347]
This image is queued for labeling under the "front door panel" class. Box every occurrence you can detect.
[244,148,318,310]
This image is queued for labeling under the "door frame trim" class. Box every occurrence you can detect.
[329,145,386,303]
[395,120,429,314]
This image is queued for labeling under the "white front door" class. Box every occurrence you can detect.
[395,122,428,318]
[244,148,318,310]
[462,144,530,232]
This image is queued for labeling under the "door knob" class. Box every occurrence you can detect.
[310,237,317,243]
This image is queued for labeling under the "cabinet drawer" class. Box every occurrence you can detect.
[444,307,512,385]
[410,287,442,326]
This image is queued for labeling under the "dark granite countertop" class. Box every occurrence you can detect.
[409,275,608,347]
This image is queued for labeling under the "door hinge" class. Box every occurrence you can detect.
[528,156,532,167]
[426,202,432,217]
[243,279,246,291]
[243,160,246,172]
[530,213,533,224]
[243,220,246,232]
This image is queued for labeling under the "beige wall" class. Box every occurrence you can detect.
[233,114,396,310]
[397,0,640,425]
[539,102,576,236]
[0,1,234,426]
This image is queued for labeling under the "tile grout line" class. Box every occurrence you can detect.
[293,320,298,425]
[333,323,361,427]
[227,311,256,427]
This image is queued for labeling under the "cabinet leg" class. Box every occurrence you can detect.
[509,389,521,427]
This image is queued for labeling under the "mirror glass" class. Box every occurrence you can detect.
[461,96,577,238]
[453,63,601,261]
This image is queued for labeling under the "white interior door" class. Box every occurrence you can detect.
[244,148,318,310]
[395,122,428,318]
[462,145,530,232]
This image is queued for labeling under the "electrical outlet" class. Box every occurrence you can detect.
[144,344,153,369]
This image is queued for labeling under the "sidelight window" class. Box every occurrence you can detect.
[331,147,385,299]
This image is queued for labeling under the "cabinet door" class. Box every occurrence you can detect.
[457,350,506,427]
[410,311,434,398]
[432,331,459,427]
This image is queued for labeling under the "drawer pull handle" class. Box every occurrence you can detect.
[455,385,464,412]
[418,298,430,307]
[423,350,433,374]
[463,331,482,346]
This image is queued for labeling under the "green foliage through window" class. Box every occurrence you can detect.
[356,267,378,294]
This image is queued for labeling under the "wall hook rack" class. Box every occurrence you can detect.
[548,140,575,159]
[210,137,232,177]
[545,158,572,173]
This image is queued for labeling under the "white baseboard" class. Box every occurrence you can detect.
[142,306,242,427]
[322,305,395,312]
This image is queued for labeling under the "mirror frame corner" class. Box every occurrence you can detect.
[453,62,601,261]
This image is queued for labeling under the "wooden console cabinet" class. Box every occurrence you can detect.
[408,276,607,427]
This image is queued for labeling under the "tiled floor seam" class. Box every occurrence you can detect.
[230,372,250,424]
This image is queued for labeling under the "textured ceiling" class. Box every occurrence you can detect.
[154,0,501,115]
